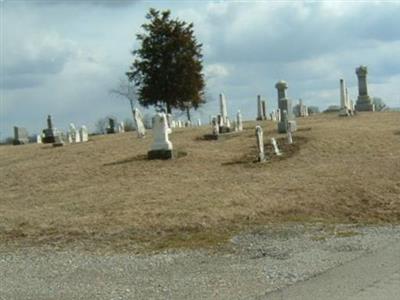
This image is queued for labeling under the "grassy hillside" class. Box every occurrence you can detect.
[1,112,399,252]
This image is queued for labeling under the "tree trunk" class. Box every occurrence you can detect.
[166,103,172,114]
[129,99,135,121]
[186,107,191,121]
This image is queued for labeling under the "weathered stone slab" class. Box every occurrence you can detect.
[13,126,29,145]
[255,125,265,162]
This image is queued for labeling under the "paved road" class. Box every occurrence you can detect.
[1,226,399,299]
[265,240,400,300]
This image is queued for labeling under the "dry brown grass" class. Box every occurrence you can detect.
[0,112,399,252]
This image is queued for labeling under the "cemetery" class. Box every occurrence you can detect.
[2,2,400,297]
[0,109,399,252]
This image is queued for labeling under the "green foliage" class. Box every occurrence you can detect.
[126,8,205,114]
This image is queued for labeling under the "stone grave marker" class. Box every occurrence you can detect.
[133,108,146,138]
[80,126,89,142]
[148,113,173,159]
[355,65,374,112]
[13,126,29,145]
[255,125,266,162]
[271,138,282,156]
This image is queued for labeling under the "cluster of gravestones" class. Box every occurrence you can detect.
[13,115,89,147]
[105,118,125,134]
[66,123,89,144]
[209,93,243,137]
[42,115,89,147]
[169,118,202,129]
[338,65,375,116]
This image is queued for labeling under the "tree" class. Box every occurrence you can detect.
[109,78,138,118]
[126,8,205,114]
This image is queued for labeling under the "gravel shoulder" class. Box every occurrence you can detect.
[1,224,400,300]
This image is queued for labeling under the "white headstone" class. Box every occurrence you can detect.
[226,118,231,128]
[219,93,227,125]
[36,134,42,144]
[197,119,201,127]
[271,111,277,122]
[80,126,89,142]
[151,113,173,151]
[271,138,282,156]
[118,122,125,133]
[212,117,219,135]
[74,129,81,143]
[133,108,146,138]
[255,125,265,162]
[67,133,73,143]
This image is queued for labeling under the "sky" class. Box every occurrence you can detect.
[1,0,400,138]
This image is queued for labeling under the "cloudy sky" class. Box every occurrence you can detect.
[1,0,400,138]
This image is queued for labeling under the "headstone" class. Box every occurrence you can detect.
[67,133,73,143]
[42,115,57,143]
[118,122,125,133]
[294,99,308,117]
[69,123,80,143]
[133,108,146,138]
[185,120,191,127]
[288,120,297,132]
[355,65,374,112]
[275,81,296,133]
[287,122,293,144]
[36,134,42,144]
[212,117,219,136]
[257,95,263,120]
[271,138,282,156]
[270,111,277,122]
[52,135,64,147]
[148,113,173,159]
[339,79,351,116]
[262,100,267,120]
[197,119,201,127]
[217,114,223,127]
[80,126,89,142]
[278,110,289,133]
[171,120,176,128]
[13,126,29,145]
[255,125,266,162]
[226,118,231,128]
[275,80,288,100]
[275,81,293,118]
[219,93,228,125]
[106,118,116,134]
[287,130,293,144]
[236,110,243,131]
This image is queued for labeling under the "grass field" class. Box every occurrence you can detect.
[1,112,399,252]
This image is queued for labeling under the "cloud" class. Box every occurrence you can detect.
[26,0,141,8]
[1,0,400,139]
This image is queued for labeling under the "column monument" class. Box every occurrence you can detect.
[355,65,374,112]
